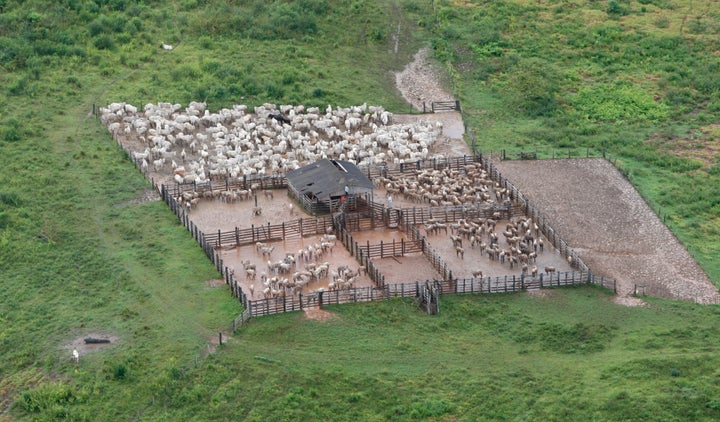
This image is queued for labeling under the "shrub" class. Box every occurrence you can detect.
[572,83,669,121]
[607,0,629,16]
[201,60,221,74]
[88,18,104,36]
[655,17,669,28]
[113,363,127,380]
[409,399,455,418]
[0,212,9,229]
[0,191,20,206]
[371,26,386,42]
[499,57,562,117]
[20,383,76,414]
[6,76,29,96]
[93,34,115,50]
[687,18,708,34]
[198,36,213,49]
[264,82,284,99]
[242,77,260,96]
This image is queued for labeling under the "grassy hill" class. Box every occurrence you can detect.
[1,0,719,420]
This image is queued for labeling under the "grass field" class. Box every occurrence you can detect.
[1,0,720,420]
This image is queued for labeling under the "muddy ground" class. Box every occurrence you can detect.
[219,235,373,297]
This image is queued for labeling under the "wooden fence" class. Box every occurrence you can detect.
[203,216,334,249]
[431,100,461,112]
[397,202,523,227]
[287,180,332,215]
[479,154,590,273]
[356,238,424,259]
[173,174,287,198]
[233,270,615,322]
[355,154,481,182]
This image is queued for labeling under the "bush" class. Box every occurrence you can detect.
[113,363,128,380]
[93,34,115,50]
[607,0,629,16]
[242,77,260,96]
[499,57,562,117]
[0,191,20,206]
[0,36,32,70]
[0,212,9,229]
[199,36,213,49]
[572,83,669,121]
[655,17,669,28]
[264,82,285,99]
[21,383,77,414]
[409,399,455,418]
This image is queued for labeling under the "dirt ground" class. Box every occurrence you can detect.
[421,223,572,279]
[370,254,442,284]
[343,219,571,281]
[189,189,302,234]
[219,235,373,298]
[64,333,119,358]
[495,158,720,304]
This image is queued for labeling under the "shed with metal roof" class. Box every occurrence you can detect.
[286,159,374,214]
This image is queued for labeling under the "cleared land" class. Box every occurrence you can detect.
[495,158,719,304]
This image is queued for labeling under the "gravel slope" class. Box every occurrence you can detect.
[495,158,719,304]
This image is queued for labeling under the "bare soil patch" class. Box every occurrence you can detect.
[205,279,226,288]
[64,333,119,358]
[189,189,300,234]
[371,254,441,284]
[115,188,160,207]
[422,224,572,279]
[303,306,337,321]
[495,158,719,304]
[219,236,373,297]
[613,296,648,307]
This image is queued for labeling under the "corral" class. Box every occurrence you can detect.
[99,99,717,328]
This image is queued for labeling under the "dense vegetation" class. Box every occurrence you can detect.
[1,0,719,420]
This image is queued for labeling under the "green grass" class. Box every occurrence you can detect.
[50,288,720,420]
[2,0,720,419]
[438,0,720,284]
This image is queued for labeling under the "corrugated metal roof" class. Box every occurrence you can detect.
[286,159,374,199]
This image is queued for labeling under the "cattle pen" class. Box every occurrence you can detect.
[156,151,617,331]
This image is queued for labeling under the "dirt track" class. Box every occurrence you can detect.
[495,158,719,303]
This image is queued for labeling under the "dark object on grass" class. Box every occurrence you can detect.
[84,337,111,344]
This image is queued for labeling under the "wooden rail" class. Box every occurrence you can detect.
[203,216,334,249]
[431,100,461,112]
